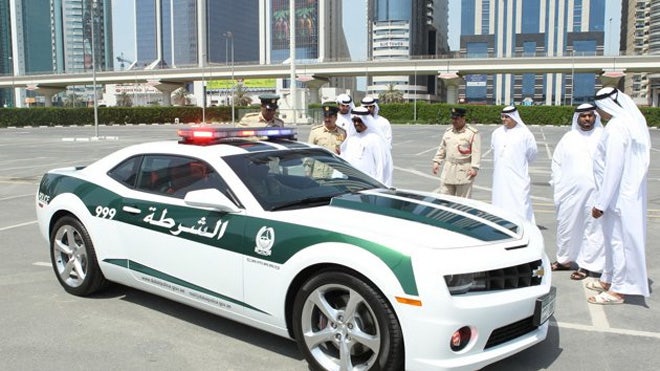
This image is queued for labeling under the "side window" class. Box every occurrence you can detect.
[135,155,234,202]
[108,155,142,187]
[136,155,172,193]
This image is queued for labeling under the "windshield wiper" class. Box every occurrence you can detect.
[269,196,335,211]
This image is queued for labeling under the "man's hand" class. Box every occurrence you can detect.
[592,207,604,219]
[468,168,478,179]
[432,162,440,175]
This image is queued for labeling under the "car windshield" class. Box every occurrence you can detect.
[224,148,385,211]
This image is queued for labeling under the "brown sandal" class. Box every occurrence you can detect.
[570,268,590,280]
[551,261,572,271]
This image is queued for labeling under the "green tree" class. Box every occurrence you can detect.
[379,84,405,103]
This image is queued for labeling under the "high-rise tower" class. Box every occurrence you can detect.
[459,0,606,106]
[622,0,659,106]
[367,0,449,101]
[3,0,112,107]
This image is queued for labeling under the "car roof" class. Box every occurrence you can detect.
[116,138,314,158]
[84,127,319,172]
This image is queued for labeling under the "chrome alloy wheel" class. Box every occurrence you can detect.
[52,223,89,288]
[300,283,381,370]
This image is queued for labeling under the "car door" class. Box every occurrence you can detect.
[118,154,246,314]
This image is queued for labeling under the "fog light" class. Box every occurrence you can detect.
[450,326,472,351]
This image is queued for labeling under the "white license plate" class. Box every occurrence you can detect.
[533,286,556,326]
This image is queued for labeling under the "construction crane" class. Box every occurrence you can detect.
[116,52,135,70]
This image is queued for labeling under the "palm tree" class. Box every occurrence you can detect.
[116,92,133,107]
[233,84,253,106]
[63,92,83,107]
[379,84,404,103]
[172,87,189,106]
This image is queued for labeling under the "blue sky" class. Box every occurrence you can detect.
[112,1,135,62]
[112,0,621,67]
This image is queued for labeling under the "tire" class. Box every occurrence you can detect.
[50,216,107,296]
[292,270,404,371]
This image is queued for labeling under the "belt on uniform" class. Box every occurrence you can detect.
[447,158,471,164]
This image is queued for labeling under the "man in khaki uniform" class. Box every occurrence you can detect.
[237,94,285,127]
[431,107,481,198]
[305,103,346,178]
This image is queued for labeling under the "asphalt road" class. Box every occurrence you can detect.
[1,123,658,370]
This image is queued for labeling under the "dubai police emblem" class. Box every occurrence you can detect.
[254,226,275,256]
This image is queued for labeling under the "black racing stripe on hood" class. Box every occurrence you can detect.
[391,190,518,233]
[330,192,515,242]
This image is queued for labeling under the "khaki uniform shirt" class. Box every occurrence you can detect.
[237,112,285,128]
[432,124,481,185]
[305,124,346,178]
[307,124,346,154]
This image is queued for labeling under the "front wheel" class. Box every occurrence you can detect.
[50,216,107,296]
[292,270,403,371]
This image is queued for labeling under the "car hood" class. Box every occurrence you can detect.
[280,188,526,251]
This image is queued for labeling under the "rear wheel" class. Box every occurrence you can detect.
[292,270,403,371]
[50,216,107,296]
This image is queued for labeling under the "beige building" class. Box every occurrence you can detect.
[622,1,660,106]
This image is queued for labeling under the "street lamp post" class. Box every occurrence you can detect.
[570,49,575,106]
[202,54,206,124]
[90,0,99,137]
[224,31,235,123]
[289,0,296,125]
[413,63,417,122]
[7,55,12,107]
[134,65,138,106]
[608,17,613,56]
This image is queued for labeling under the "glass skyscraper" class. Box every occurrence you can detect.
[368,0,449,101]
[0,0,13,106]
[2,0,112,107]
[460,0,605,105]
[135,0,190,68]
[207,0,259,65]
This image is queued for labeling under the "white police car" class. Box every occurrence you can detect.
[36,126,555,370]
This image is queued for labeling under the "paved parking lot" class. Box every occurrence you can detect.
[1,123,658,370]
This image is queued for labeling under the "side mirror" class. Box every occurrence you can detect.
[184,189,241,213]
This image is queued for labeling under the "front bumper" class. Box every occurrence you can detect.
[399,285,554,370]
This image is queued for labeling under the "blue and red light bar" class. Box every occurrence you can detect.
[177,126,297,144]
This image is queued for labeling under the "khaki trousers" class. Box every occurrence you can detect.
[439,182,473,198]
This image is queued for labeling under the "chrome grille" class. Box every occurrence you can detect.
[472,259,543,291]
[445,259,543,295]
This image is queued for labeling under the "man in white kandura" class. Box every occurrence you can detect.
[340,107,392,186]
[550,103,605,280]
[491,106,538,223]
[361,96,392,148]
[586,87,651,305]
[335,94,356,137]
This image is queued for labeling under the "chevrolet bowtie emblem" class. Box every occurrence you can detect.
[532,266,545,279]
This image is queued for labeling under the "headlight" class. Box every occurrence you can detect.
[444,274,474,295]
